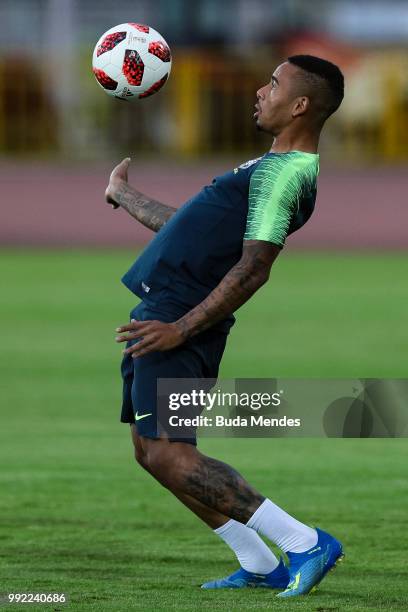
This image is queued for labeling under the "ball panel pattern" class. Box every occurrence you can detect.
[122,49,144,86]
[96,31,126,57]
[139,74,168,98]
[92,68,118,90]
[129,23,150,33]
[148,41,171,62]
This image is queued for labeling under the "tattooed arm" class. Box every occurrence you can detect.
[108,179,176,232]
[105,157,177,232]
[116,240,280,357]
[175,240,280,339]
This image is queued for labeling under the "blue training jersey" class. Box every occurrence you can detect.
[122,151,320,333]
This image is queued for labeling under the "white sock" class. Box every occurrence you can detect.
[214,518,279,574]
[246,498,318,553]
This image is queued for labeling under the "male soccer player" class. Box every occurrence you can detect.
[106,55,344,597]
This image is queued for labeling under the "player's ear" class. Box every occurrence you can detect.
[292,96,309,117]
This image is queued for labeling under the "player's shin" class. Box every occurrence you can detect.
[172,453,316,554]
[176,453,265,523]
[171,489,280,574]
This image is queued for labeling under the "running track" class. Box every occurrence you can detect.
[1,161,407,249]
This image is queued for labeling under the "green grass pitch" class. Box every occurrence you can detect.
[0,250,407,611]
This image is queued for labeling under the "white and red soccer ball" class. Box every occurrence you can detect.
[92,23,171,101]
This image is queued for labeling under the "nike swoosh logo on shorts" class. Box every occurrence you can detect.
[135,412,152,421]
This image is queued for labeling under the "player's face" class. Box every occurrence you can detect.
[254,62,299,134]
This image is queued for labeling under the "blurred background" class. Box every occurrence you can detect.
[0,0,407,248]
[1,0,408,161]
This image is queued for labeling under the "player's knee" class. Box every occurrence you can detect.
[143,444,178,487]
[144,441,195,488]
[130,425,149,470]
[145,451,170,484]
[134,445,148,469]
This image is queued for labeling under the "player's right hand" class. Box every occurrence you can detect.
[105,157,131,209]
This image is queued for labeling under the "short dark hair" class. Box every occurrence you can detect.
[287,54,344,120]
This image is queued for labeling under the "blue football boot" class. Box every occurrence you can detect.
[201,557,289,589]
[277,528,344,598]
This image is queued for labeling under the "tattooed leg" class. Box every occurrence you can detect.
[130,425,229,528]
[181,452,265,523]
[140,437,265,524]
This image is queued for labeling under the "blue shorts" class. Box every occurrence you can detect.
[120,302,228,445]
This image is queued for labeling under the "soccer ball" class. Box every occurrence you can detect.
[92,23,171,101]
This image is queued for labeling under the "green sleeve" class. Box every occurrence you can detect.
[244,153,319,247]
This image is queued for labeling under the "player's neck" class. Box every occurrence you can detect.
[269,133,320,155]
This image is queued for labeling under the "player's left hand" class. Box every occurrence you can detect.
[105,157,131,209]
[115,319,185,358]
